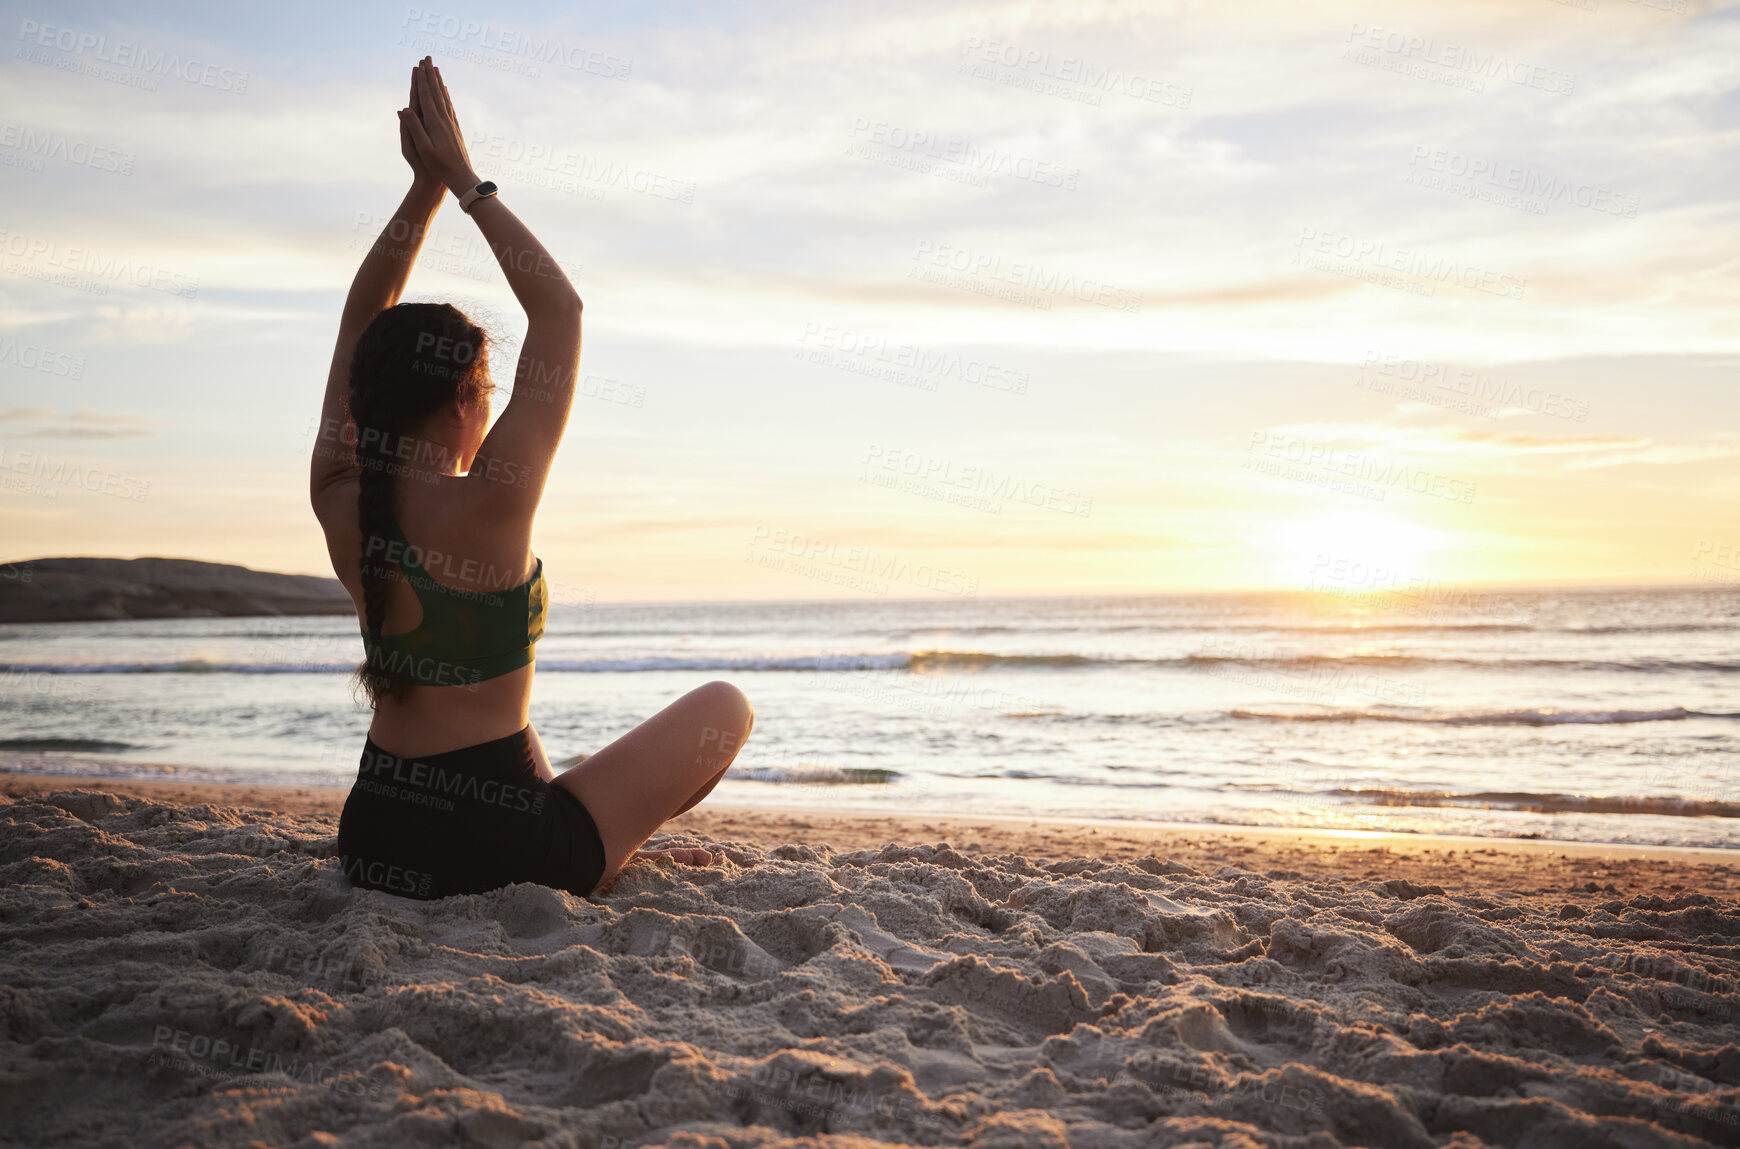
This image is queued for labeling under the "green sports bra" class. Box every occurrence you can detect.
[360,513,547,688]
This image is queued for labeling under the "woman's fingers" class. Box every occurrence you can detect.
[421,61,474,174]
[415,63,449,134]
[404,56,473,188]
[430,60,457,118]
[413,63,442,127]
[399,105,435,155]
[407,67,422,122]
[423,59,456,122]
[425,69,463,146]
[416,73,461,157]
[420,58,443,107]
[433,73,465,155]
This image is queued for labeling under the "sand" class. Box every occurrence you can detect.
[2,775,1737,1148]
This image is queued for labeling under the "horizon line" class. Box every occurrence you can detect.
[4,553,1731,608]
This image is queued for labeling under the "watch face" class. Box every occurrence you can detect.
[476,181,498,195]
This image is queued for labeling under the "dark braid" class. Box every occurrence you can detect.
[346,302,491,706]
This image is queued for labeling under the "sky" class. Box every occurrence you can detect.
[1,0,1737,602]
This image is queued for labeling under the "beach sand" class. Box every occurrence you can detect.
[2,773,1737,1147]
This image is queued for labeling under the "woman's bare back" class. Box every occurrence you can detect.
[316,470,540,758]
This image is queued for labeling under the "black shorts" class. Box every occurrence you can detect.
[335,726,607,899]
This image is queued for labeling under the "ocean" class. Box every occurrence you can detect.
[2,587,1736,848]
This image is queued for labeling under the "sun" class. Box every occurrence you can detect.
[1272,511,1442,592]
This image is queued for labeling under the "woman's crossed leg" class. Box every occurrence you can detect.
[550,680,754,892]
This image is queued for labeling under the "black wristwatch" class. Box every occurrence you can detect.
[458,180,499,213]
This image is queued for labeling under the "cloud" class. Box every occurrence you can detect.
[1436,429,1740,468]
[1561,442,1740,469]
[1442,430,1651,454]
[1246,422,1740,472]
[0,407,156,439]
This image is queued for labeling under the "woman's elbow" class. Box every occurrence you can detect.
[530,291,582,325]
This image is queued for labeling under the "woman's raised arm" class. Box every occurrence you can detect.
[401,58,583,514]
[401,59,582,323]
[309,65,447,508]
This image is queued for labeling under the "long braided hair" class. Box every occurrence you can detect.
[347,302,491,705]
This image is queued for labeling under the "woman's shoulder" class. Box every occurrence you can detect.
[391,483,538,593]
[312,476,361,535]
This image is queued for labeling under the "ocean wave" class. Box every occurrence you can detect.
[1329,788,1740,819]
[1556,623,1736,636]
[728,766,902,785]
[1230,706,1740,726]
[538,654,915,672]
[0,737,134,753]
[1190,654,1740,674]
[0,654,917,675]
[0,760,353,788]
[3,646,1735,677]
[907,651,1103,670]
[0,650,1133,674]
[0,659,358,675]
[921,650,1739,674]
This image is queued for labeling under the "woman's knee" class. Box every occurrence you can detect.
[691,679,753,761]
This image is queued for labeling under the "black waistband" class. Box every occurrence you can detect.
[358,726,535,784]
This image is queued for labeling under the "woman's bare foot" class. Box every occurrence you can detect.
[591,847,715,895]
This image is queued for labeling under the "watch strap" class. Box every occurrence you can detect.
[458,181,498,213]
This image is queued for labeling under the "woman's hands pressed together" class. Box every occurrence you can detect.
[399,56,481,196]
[398,63,440,192]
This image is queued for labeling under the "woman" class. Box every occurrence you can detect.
[311,58,753,899]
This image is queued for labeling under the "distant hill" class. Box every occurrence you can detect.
[0,557,354,623]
